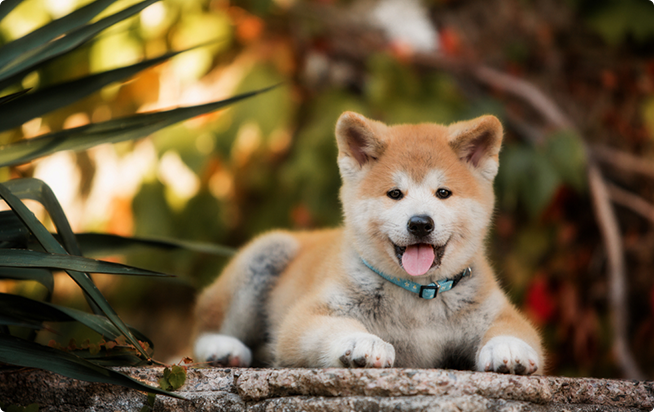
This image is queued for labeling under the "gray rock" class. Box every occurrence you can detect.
[0,367,651,411]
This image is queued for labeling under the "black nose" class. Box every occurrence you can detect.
[407,215,434,238]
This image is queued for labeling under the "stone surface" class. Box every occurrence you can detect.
[1,367,652,411]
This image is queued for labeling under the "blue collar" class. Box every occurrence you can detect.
[361,258,471,300]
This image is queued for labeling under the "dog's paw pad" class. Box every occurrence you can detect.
[338,333,395,368]
[477,336,539,375]
[194,334,252,367]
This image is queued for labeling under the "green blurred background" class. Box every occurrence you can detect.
[1,0,654,379]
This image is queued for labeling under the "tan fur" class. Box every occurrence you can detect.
[193,112,544,374]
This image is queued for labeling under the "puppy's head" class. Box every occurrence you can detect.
[335,111,503,279]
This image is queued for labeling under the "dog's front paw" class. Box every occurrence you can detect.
[477,336,539,375]
[194,333,252,367]
[335,333,395,368]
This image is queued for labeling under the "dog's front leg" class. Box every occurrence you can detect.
[476,303,543,375]
[276,312,395,368]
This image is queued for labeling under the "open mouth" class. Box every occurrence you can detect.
[394,242,447,277]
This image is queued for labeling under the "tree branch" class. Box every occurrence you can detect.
[472,66,574,130]
[592,144,654,180]
[607,183,654,225]
[587,166,645,379]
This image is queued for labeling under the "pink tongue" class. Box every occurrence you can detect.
[402,244,435,276]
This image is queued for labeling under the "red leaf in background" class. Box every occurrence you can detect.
[439,27,461,56]
[601,69,617,90]
[237,15,264,44]
[495,213,515,239]
[229,6,265,44]
[525,275,556,325]
[506,62,524,77]
[389,41,415,63]
[541,186,573,223]
[650,287,654,314]
[291,204,313,228]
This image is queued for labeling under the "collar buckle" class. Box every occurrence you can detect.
[418,283,439,299]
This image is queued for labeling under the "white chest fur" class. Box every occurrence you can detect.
[325,261,501,368]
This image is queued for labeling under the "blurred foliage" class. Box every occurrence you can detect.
[0,402,39,412]
[0,0,268,397]
[1,0,654,381]
[583,0,654,46]
[496,131,587,217]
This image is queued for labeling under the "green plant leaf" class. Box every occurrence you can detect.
[544,130,587,192]
[25,404,39,412]
[0,249,172,277]
[585,0,654,46]
[166,365,187,390]
[142,392,156,412]
[0,182,150,360]
[6,178,105,315]
[0,85,278,167]
[0,44,213,132]
[159,376,172,391]
[72,233,235,257]
[520,150,561,217]
[0,0,160,88]
[0,292,72,326]
[0,210,30,248]
[0,0,117,72]
[0,334,184,399]
[0,293,152,347]
[496,144,561,216]
[73,347,149,367]
[0,313,43,329]
[0,0,24,23]
[5,179,85,256]
[496,145,534,211]
[0,89,30,106]
[0,268,54,292]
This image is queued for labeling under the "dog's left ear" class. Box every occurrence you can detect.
[447,115,503,180]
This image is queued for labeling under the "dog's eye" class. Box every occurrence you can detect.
[387,189,404,200]
[436,188,452,199]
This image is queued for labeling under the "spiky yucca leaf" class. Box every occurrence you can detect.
[0,334,183,399]
[0,181,151,360]
[0,85,277,167]
[0,0,159,89]
[0,0,117,71]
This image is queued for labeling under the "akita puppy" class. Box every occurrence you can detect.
[193,112,543,374]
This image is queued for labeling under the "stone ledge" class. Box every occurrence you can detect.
[1,367,652,411]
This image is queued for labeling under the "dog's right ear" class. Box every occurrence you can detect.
[335,112,386,173]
